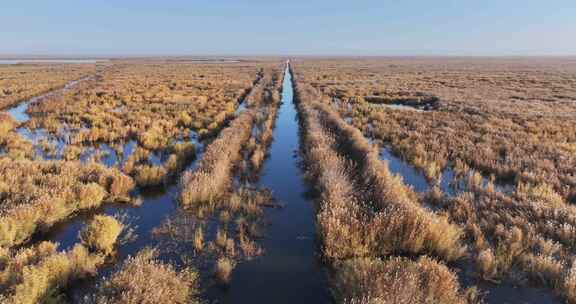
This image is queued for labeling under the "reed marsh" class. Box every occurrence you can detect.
[292,57,576,303]
[0,59,287,303]
[2,57,573,303]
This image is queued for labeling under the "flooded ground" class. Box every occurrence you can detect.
[3,62,561,303]
[379,147,430,193]
[3,74,215,299]
[207,65,330,303]
[6,76,92,122]
[370,103,426,112]
[3,64,331,303]
[335,105,562,304]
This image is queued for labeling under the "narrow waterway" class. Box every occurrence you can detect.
[208,64,330,303]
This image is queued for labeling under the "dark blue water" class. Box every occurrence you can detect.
[208,64,330,303]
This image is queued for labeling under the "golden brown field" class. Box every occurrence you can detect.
[1,57,576,303]
[0,59,285,303]
[293,57,576,303]
[0,64,95,110]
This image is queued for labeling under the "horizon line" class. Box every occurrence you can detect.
[1,53,576,59]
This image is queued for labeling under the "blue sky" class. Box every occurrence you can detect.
[1,0,575,56]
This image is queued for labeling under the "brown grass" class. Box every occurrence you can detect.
[290,57,576,301]
[333,257,469,304]
[293,68,464,261]
[563,260,576,303]
[134,164,168,187]
[0,60,287,302]
[214,256,236,285]
[0,233,121,304]
[291,63,470,302]
[0,64,94,110]
[0,113,17,136]
[179,110,255,204]
[179,66,282,205]
[0,159,134,248]
[298,58,576,201]
[424,167,576,300]
[25,62,266,149]
[193,226,204,252]
[80,215,124,255]
[89,248,199,304]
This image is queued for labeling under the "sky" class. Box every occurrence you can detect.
[1,0,575,56]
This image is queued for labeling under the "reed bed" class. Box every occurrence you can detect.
[432,173,576,303]
[86,248,200,304]
[179,65,283,205]
[296,58,576,201]
[0,215,123,304]
[179,110,256,205]
[0,113,34,159]
[151,64,285,288]
[0,60,286,302]
[25,63,264,146]
[294,57,576,302]
[333,257,473,304]
[0,159,134,248]
[0,64,95,110]
[291,65,470,303]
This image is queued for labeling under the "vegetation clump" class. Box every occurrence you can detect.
[0,224,122,304]
[179,111,255,204]
[90,248,200,304]
[333,257,470,304]
[80,215,124,255]
[214,256,236,285]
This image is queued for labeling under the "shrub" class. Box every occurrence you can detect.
[138,128,168,150]
[193,226,204,252]
[62,145,83,160]
[516,182,565,207]
[80,215,124,255]
[520,253,564,288]
[1,242,105,304]
[77,183,107,209]
[134,165,167,187]
[0,159,134,248]
[214,257,235,285]
[332,257,467,304]
[91,248,199,304]
[179,111,255,205]
[0,113,17,137]
[476,249,497,280]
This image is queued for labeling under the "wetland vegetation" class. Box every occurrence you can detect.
[1,57,575,303]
